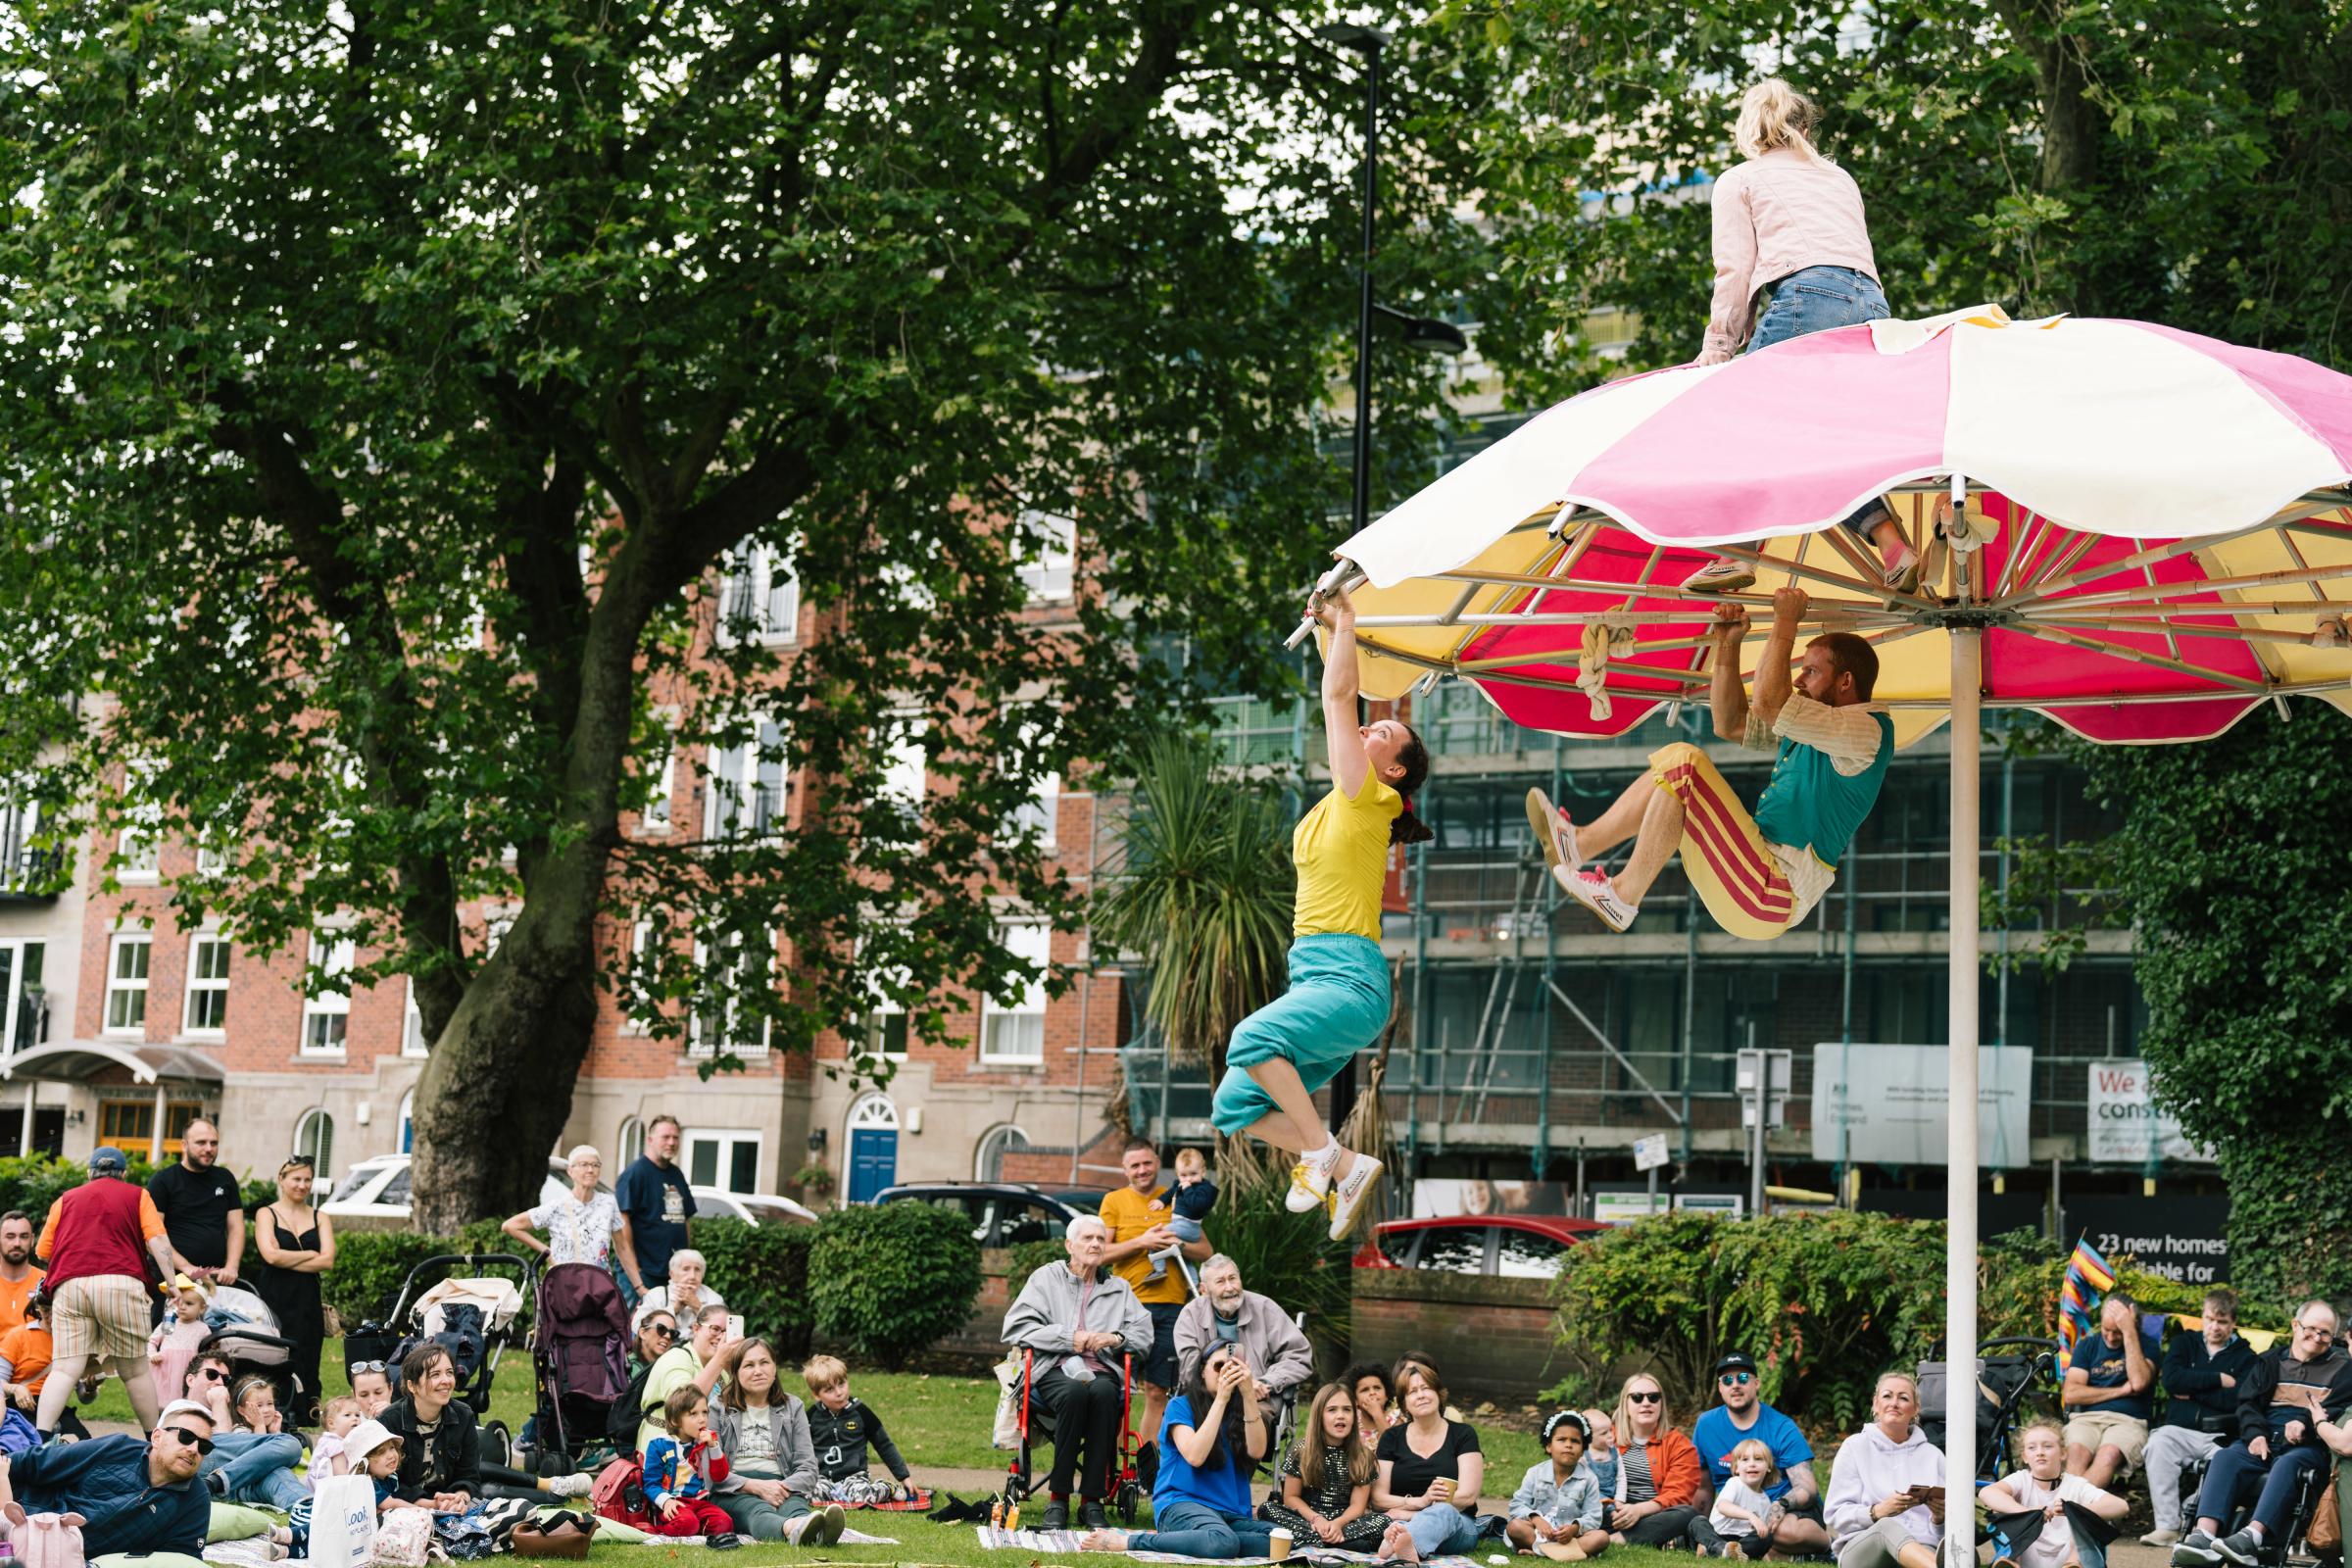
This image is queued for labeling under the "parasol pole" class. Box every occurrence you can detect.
[1945,479,1982,1564]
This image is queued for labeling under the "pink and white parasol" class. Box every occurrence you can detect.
[1306,306,2352,1548]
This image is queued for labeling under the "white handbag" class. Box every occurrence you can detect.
[992,1352,1024,1450]
[309,1474,379,1568]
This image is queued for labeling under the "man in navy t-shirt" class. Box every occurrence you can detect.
[2064,1292,2159,1489]
[1690,1349,1830,1554]
[612,1114,695,1310]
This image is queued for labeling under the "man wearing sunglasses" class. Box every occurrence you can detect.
[1692,1350,1832,1555]
[0,1398,215,1557]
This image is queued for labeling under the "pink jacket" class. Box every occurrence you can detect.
[1699,148,1879,363]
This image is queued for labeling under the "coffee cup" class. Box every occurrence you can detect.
[1269,1528,1295,1561]
[1433,1477,1457,1500]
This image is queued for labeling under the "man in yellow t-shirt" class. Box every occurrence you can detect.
[1099,1138,1211,1479]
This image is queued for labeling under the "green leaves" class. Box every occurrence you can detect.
[807,1201,985,1372]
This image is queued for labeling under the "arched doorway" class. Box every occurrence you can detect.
[844,1094,899,1203]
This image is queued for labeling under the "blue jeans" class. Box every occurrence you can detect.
[1748,265,1894,542]
[2195,1437,2327,1535]
[612,1260,642,1313]
[1129,1500,1276,1558]
[204,1430,309,1510]
[1406,1501,1483,1556]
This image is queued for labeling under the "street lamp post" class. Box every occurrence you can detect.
[1317,23,1465,1132]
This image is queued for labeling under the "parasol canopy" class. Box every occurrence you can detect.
[1305,305,2352,1552]
[1323,307,2352,746]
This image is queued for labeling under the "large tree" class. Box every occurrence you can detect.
[0,1,1480,1229]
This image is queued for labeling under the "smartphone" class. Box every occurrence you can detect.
[726,1313,746,1343]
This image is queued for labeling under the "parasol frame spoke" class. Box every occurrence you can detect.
[2002,623,2273,692]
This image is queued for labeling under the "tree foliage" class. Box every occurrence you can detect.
[1989,705,2352,1303]
[1416,0,2352,393]
[806,1200,983,1370]
[0,1,1481,1227]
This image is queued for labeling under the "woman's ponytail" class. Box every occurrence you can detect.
[1388,725,1435,847]
[1733,77,1826,164]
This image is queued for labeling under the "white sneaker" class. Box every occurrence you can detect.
[1680,558,1755,595]
[545,1472,594,1498]
[1882,543,1923,596]
[1554,867,1639,932]
[1327,1151,1385,1241]
[784,1514,815,1545]
[1525,788,1582,874]
[1285,1150,1339,1213]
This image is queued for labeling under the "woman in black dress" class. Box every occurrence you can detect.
[252,1154,335,1427]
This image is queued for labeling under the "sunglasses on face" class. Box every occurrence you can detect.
[1720,1372,1754,1386]
[648,1324,677,1340]
[164,1426,216,1455]
[197,1367,227,1382]
[1628,1391,1662,1404]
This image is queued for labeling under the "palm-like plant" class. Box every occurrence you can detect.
[1093,730,1296,1091]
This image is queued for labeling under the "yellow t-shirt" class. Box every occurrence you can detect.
[1100,1186,1188,1306]
[1291,774,1403,942]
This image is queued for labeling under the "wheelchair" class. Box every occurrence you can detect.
[2179,1443,2333,1565]
[999,1347,1146,1525]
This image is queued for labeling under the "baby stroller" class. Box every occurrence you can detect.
[523,1262,630,1477]
[344,1251,530,1464]
[1917,1335,2061,1482]
[200,1282,309,1418]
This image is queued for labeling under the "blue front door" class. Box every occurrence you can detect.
[848,1127,899,1202]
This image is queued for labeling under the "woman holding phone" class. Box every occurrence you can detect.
[1823,1372,1945,1568]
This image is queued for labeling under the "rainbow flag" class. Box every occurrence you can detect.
[2057,1238,2118,1371]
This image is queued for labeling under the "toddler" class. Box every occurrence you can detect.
[348,1420,409,1512]
[148,1274,213,1410]
[1980,1418,2129,1568]
[1691,1438,1776,1558]
[1580,1408,1620,1501]
[311,1395,364,1481]
[642,1386,739,1543]
[1145,1148,1215,1289]
[1507,1410,1609,1561]
[804,1354,913,1503]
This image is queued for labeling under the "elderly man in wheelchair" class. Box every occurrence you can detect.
[1173,1253,1313,1466]
[1002,1214,1153,1533]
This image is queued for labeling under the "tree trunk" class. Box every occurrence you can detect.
[407,871,609,1236]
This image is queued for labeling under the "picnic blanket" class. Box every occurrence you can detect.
[842,1488,933,1511]
[974,1528,1483,1566]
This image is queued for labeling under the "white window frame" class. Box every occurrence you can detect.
[979,920,1050,1064]
[702,717,791,840]
[616,1115,646,1169]
[1016,511,1076,603]
[193,844,228,878]
[116,825,160,884]
[620,918,656,1036]
[880,712,926,815]
[1006,713,1060,849]
[688,930,771,1059]
[683,1128,762,1195]
[103,933,152,1037]
[974,1123,1033,1182]
[181,933,232,1037]
[402,977,429,1056]
[398,1089,415,1153]
[857,927,912,1065]
[640,744,676,836]
[293,1107,334,1176]
[300,930,356,1055]
[714,538,800,647]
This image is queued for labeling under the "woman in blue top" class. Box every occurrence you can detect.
[1079,1343,1270,1558]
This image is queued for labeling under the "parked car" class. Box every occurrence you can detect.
[871,1181,1108,1249]
[321,1153,813,1230]
[1351,1214,1609,1278]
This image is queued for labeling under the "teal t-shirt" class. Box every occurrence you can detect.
[1751,711,1893,866]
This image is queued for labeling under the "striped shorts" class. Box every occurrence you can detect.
[53,1273,155,1361]
[1649,743,1801,941]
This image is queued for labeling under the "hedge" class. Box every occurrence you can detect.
[808,1203,982,1369]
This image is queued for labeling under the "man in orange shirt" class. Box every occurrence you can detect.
[0,1212,42,1334]
[1098,1139,1212,1482]
[33,1147,174,1435]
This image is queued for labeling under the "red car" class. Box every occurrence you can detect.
[1352,1214,1610,1278]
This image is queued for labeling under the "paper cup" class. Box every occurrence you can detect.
[1433,1477,1457,1499]
[1270,1528,1294,1561]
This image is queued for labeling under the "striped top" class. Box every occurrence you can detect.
[1620,1440,1657,1503]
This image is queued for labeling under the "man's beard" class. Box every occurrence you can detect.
[0,1245,24,1265]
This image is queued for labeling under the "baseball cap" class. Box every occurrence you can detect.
[158,1398,218,1427]
[88,1146,128,1175]
[1714,1349,1759,1379]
